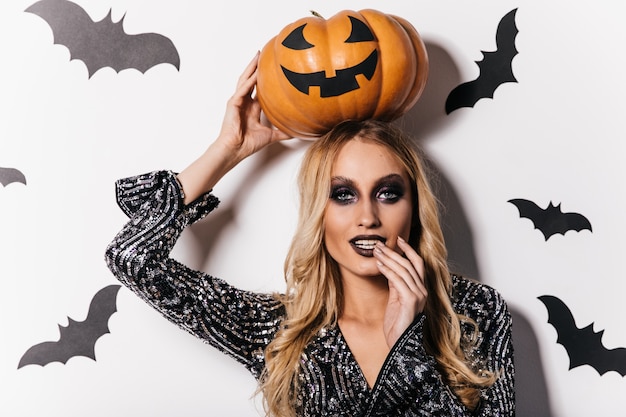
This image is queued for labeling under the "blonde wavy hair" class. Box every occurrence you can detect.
[259,120,496,416]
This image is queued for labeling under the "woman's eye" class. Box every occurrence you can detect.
[376,186,404,203]
[330,187,356,204]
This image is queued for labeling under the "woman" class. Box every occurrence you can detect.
[105,53,514,416]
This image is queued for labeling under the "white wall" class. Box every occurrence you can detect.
[1,1,624,416]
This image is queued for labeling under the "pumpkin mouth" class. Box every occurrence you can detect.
[280,50,378,98]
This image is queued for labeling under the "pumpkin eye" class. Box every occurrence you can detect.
[282,24,315,50]
[345,16,375,43]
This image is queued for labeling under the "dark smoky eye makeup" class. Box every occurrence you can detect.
[329,178,358,204]
[375,183,405,202]
[329,186,357,204]
[329,175,408,204]
[375,176,407,203]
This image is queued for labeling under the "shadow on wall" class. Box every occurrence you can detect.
[398,40,554,417]
[184,139,304,271]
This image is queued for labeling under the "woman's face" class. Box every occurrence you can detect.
[324,139,414,281]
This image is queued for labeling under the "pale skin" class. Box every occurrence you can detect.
[177,53,427,389]
[327,140,427,387]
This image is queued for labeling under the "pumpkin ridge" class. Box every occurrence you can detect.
[389,14,429,117]
[351,10,383,121]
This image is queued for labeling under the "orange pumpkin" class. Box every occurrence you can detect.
[257,9,429,139]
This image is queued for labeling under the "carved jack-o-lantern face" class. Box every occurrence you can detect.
[257,9,429,139]
[280,16,378,97]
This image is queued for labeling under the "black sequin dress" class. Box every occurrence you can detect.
[105,170,515,416]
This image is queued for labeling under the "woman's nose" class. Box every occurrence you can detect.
[358,199,381,228]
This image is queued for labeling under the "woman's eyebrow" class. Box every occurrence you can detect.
[330,176,355,186]
[331,173,404,183]
[330,173,406,190]
[376,173,405,183]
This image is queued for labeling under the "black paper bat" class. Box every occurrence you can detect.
[445,8,518,114]
[0,167,27,187]
[508,198,592,240]
[25,0,180,77]
[539,295,626,376]
[18,284,121,368]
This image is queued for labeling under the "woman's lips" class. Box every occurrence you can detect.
[349,235,386,257]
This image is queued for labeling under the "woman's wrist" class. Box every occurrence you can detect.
[177,139,244,204]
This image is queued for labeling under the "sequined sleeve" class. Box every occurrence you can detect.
[362,276,514,416]
[452,276,515,416]
[104,170,285,378]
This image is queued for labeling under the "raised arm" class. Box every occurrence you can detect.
[104,54,291,376]
[177,52,291,204]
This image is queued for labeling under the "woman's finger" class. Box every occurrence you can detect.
[236,52,260,89]
[377,261,419,299]
[374,241,423,292]
[396,237,425,285]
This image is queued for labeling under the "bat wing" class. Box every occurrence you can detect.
[539,295,626,376]
[445,8,518,114]
[508,198,552,240]
[18,284,121,368]
[0,167,27,187]
[26,0,180,77]
[114,31,180,75]
[563,211,593,234]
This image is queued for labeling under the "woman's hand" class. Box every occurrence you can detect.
[374,237,428,347]
[177,52,291,203]
[216,51,291,162]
